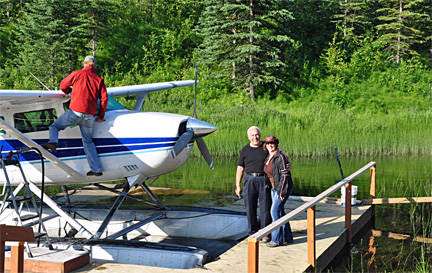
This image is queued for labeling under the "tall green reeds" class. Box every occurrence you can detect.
[181,102,432,157]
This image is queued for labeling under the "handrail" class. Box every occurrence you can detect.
[248,161,377,273]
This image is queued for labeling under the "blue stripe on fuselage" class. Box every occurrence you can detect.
[0,137,183,163]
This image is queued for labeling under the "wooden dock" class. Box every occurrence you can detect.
[73,198,372,273]
[75,162,377,272]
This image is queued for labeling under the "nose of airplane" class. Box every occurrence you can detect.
[187,118,217,138]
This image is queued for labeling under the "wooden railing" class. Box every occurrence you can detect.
[247,161,377,273]
[0,225,35,273]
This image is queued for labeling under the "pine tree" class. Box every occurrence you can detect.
[375,0,427,64]
[13,0,89,87]
[195,0,294,99]
[84,0,114,57]
[409,0,432,67]
[333,0,374,38]
[0,0,26,69]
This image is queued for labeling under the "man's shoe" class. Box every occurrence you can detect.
[266,241,279,247]
[262,236,270,243]
[41,142,58,151]
[87,171,103,176]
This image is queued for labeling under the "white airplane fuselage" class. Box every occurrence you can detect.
[0,98,211,186]
[1,79,217,241]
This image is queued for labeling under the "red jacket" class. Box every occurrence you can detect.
[60,66,108,119]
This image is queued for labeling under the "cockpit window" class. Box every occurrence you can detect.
[13,109,57,133]
[63,95,126,113]
[106,95,126,111]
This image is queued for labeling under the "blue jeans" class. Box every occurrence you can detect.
[270,188,293,245]
[49,109,102,173]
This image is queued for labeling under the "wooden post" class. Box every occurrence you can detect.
[0,225,35,273]
[307,206,316,271]
[10,242,25,273]
[344,182,352,243]
[248,238,259,273]
[370,165,376,227]
[370,165,376,199]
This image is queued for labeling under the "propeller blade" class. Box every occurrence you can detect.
[196,137,214,170]
[170,131,193,158]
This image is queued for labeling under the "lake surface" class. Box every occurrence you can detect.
[155,154,432,199]
[154,154,432,272]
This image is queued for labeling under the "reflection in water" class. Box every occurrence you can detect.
[367,235,377,273]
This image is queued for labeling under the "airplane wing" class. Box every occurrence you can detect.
[106,80,196,111]
[0,118,86,180]
[0,90,70,107]
[106,80,195,96]
[0,80,195,111]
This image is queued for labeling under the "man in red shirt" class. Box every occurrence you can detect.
[42,55,108,176]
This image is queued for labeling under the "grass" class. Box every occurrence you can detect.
[141,94,432,157]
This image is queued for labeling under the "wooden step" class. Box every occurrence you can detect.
[4,247,89,273]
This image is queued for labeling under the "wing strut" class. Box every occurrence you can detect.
[0,119,85,180]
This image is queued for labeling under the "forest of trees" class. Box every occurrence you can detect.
[1,0,432,157]
[1,0,431,101]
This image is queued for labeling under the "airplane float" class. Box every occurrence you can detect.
[0,64,218,240]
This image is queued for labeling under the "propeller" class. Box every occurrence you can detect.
[170,130,193,158]
[170,63,216,170]
[196,137,214,169]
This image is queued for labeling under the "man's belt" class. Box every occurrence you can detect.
[246,172,265,177]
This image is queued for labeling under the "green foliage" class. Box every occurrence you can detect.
[12,0,91,87]
[99,0,202,76]
[1,0,432,158]
[288,0,337,66]
[195,0,295,99]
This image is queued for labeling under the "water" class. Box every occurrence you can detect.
[155,154,432,199]
[153,154,432,272]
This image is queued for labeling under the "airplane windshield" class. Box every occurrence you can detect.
[106,95,126,111]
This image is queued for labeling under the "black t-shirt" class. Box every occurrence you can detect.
[238,142,268,173]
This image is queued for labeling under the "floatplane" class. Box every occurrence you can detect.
[0,65,221,243]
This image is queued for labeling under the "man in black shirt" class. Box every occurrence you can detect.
[236,126,271,241]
